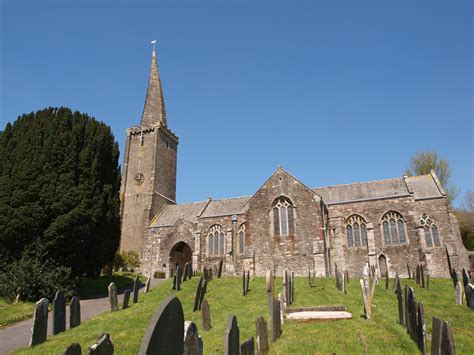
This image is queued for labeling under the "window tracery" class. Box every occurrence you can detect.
[381,211,407,245]
[272,197,295,236]
[346,215,368,248]
[420,214,441,247]
[238,224,246,254]
[208,225,225,256]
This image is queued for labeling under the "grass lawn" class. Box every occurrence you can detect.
[13,276,474,354]
[0,272,141,328]
[0,298,36,327]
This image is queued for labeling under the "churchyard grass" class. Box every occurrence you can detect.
[0,298,36,327]
[13,276,474,354]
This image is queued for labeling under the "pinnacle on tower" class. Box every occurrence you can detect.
[140,43,167,127]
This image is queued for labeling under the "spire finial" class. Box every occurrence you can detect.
[151,40,157,56]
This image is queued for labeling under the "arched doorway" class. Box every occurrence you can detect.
[378,254,388,277]
[169,241,192,277]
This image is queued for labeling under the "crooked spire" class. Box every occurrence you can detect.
[140,45,167,127]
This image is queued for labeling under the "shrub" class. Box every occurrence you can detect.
[154,271,166,279]
[113,251,140,272]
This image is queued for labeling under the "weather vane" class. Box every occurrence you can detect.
[151,40,157,52]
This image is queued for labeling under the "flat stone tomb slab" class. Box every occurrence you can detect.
[285,311,352,322]
[285,305,347,314]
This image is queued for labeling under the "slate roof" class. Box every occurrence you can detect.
[149,201,208,227]
[199,196,250,218]
[313,174,443,205]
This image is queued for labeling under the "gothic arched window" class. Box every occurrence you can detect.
[238,224,246,254]
[381,211,407,245]
[420,215,441,247]
[208,225,225,256]
[346,215,368,248]
[272,197,295,236]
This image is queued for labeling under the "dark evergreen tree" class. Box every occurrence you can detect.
[0,107,121,280]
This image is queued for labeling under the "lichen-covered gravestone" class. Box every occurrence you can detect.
[53,290,67,335]
[183,321,203,355]
[201,299,212,331]
[108,282,118,311]
[224,315,240,355]
[64,343,82,355]
[133,275,140,303]
[70,296,81,328]
[88,332,114,355]
[240,337,254,355]
[255,316,269,354]
[30,298,49,346]
[122,290,131,309]
[139,295,184,355]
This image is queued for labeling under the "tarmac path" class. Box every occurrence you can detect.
[0,278,164,354]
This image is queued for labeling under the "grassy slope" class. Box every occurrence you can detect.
[14,276,473,354]
[0,273,140,328]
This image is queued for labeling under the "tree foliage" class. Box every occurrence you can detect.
[0,108,121,282]
[455,190,474,251]
[113,250,140,272]
[405,150,458,206]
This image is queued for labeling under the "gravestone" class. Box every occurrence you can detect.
[145,276,151,292]
[291,272,295,301]
[243,270,247,296]
[451,269,458,289]
[441,319,456,355]
[172,274,177,290]
[53,290,67,335]
[133,275,139,303]
[30,298,49,346]
[420,265,425,288]
[176,265,182,291]
[188,262,193,280]
[88,332,114,355]
[416,302,426,353]
[445,246,453,277]
[431,317,443,355]
[465,284,473,309]
[218,258,223,278]
[455,282,463,305]
[122,290,131,309]
[404,286,409,335]
[193,276,204,312]
[308,269,312,287]
[183,321,203,355]
[283,270,289,305]
[279,293,285,324]
[342,272,346,294]
[335,265,340,289]
[385,271,389,290]
[70,296,81,328]
[426,275,430,291]
[392,272,399,294]
[198,279,208,310]
[208,267,213,280]
[183,263,189,282]
[396,277,404,326]
[64,343,82,355]
[265,270,274,297]
[271,299,282,341]
[240,337,254,355]
[108,282,118,312]
[407,264,411,279]
[255,316,269,354]
[139,295,184,355]
[203,267,208,281]
[345,269,349,283]
[415,265,420,285]
[224,315,240,355]
[246,271,250,295]
[202,299,212,331]
[406,287,416,340]
[213,264,219,278]
[461,268,469,288]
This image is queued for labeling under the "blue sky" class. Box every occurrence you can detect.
[1,0,472,206]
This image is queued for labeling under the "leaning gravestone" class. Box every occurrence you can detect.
[70,296,81,328]
[224,315,240,355]
[145,276,151,293]
[198,279,208,310]
[240,337,255,355]
[255,316,269,354]
[193,276,204,312]
[392,272,399,294]
[108,282,118,312]
[416,302,426,353]
[133,275,140,303]
[465,284,473,309]
[271,299,282,341]
[87,332,114,355]
[30,298,49,346]
[451,269,458,289]
[122,290,131,309]
[64,343,82,355]
[218,258,223,278]
[461,268,469,288]
[53,290,67,335]
[455,282,463,305]
[202,299,212,331]
[139,295,184,355]
[183,321,203,355]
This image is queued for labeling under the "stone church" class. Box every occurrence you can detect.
[119,48,469,279]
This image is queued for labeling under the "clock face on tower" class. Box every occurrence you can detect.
[134,172,145,186]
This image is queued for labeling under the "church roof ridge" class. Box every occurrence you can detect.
[311,175,407,190]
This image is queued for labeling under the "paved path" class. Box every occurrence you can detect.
[0,279,164,354]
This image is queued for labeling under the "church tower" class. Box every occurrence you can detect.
[119,45,178,253]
